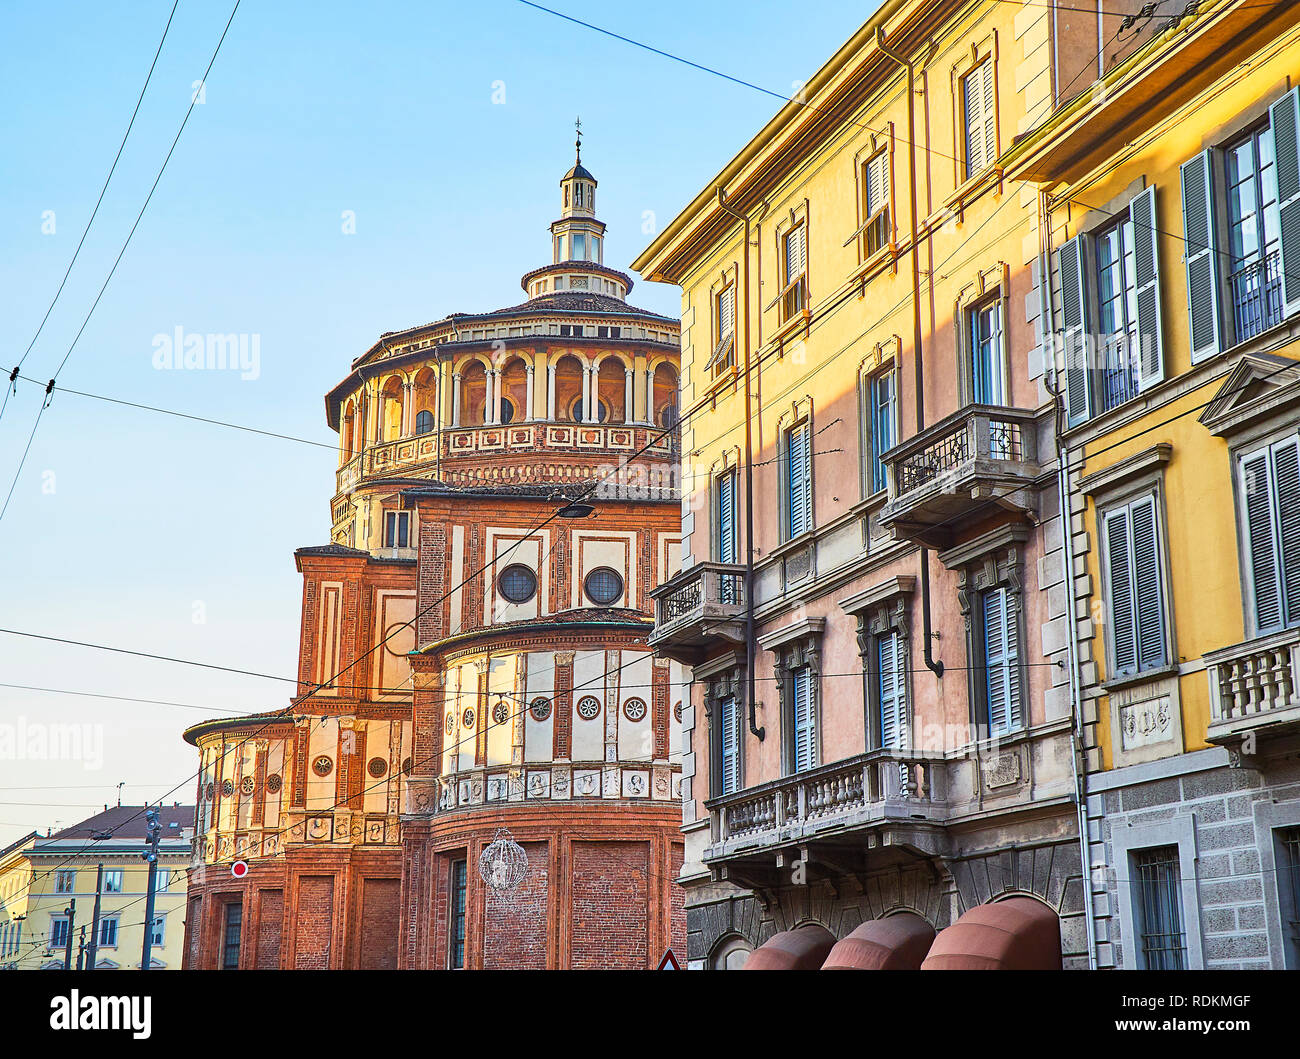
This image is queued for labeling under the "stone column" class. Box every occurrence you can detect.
[583,365,596,423]
[546,363,556,421]
[525,364,536,421]
[485,369,498,425]
[401,381,414,436]
[623,368,633,424]
[451,373,462,427]
[643,368,655,424]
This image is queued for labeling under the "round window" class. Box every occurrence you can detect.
[498,564,538,603]
[659,403,679,428]
[584,566,624,606]
[571,399,609,423]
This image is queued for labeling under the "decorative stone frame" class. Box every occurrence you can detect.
[1078,443,1183,767]
[772,200,812,332]
[1251,798,1300,968]
[840,576,916,752]
[938,523,1029,739]
[949,33,1001,193]
[1110,812,1205,970]
[851,125,897,268]
[708,446,743,564]
[705,262,741,382]
[857,336,902,503]
[775,396,816,546]
[698,650,746,799]
[952,262,1011,409]
[757,617,826,776]
[1200,352,1300,639]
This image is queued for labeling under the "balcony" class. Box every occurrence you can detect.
[704,750,950,884]
[1205,626,1300,751]
[1229,251,1284,344]
[878,404,1039,549]
[648,562,747,665]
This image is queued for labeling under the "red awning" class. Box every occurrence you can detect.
[821,913,936,970]
[742,924,837,970]
[920,897,1062,970]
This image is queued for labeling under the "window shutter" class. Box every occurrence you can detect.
[1105,507,1138,676]
[1269,88,1300,318]
[719,285,735,339]
[1058,237,1092,425]
[1242,447,1283,632]
[983,590,1008,735]
[1129,185,1164,391]
[787,422,812,537]
[866,152,888,217]
[793,667,815,771]
[1005,590,1021,730]
[1131,496,1167,670]
[720,695,739,795]
[878,632,906,750]
[1274,438,1300,627]
[964,60,995,177]
[718,472,736,564]
[1180,149,1222,362]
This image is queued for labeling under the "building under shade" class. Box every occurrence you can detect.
[181,143,687,969]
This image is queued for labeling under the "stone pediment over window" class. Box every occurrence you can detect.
[1199,351,1300,440]
[839,576,915,654]
[938,524,1029,628]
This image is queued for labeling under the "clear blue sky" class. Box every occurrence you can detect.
[0,0,875,846]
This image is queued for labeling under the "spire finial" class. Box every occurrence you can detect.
[575,116,582,164]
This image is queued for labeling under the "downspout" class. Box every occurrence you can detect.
[1039,187,1097,969]
[717,186,764,741]
[878,27,943,679]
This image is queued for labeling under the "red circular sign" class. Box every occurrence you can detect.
[230,860,249,878]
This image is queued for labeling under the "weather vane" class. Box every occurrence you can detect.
[575,115,582,163]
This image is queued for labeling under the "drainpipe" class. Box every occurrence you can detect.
[716,186,764,741]
[878,27,943,679]
[1039,188,1098,969]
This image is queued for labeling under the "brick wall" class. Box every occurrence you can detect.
[570,841,649,969]
[482,841,549,969]
[294,875,335,969]
[255,889,283,969]
[358,878,400,970]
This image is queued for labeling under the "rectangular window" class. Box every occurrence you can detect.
[55,870,76,894]
[862,151,890,256]
[1278,826,1300,968]
[868,369,896,495]
[710,285,736,375]
[782,224,807,319]
[791,665,816,773]
[1240,436,1300,634]
[785,420,813,540]
[968,300,1005,406]
[1102,495,1169,677]
[221,902,242,970]
[1132,846,1187,970]
[102,870,123,893]
[153,866,170,893]
[573,232,587,260]
[876,630,906,750]
[1094,214,1142,412]
[383,510,410,549]
[150,915,166,947]
[1225,123,1283,342]
[98,916,118,948]
[51,917,69,950]
[963,59,996,180]
[449,859,468,970]
[718,694,741,795]
[717,470,737,565]
[981,586,1022,736]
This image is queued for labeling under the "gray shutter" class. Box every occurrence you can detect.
[1130,496,1167,670]
[983,590,1008,735]
[1059,237,1091,426]
[1273,438,1300,627]
[1269,88,1300,318]
[1180,149,1222,361]
[1105,507,1137,676]
[1130,185,1164,390]
[1242,447,1282,632]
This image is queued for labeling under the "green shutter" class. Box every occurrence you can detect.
[1129,185,1164,391]
[1274,438,1300,628]
[1180,149,1223,362]
[1059,237,1092,425]
[1105,507,1138,676]
[1269,88,1300,318]
[1242,447,1283,632]
[1131,496,1167,670]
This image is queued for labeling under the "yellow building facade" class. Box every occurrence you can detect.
[1007,0,1300,969]
[4,806,194,970]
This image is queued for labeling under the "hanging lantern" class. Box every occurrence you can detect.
[477,828,528,896]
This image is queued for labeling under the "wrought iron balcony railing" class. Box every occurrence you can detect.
[878,404,1039,548]
[1229,250,1284,344]
[648,561,747,663]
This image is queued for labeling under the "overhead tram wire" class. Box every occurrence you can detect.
[4,0,181,406]
[0,0,244,529]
